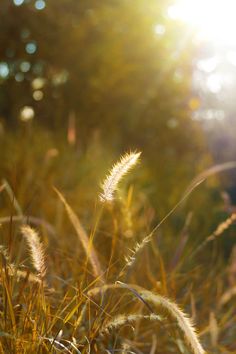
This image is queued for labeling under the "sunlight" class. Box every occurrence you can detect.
[168,0,236,46]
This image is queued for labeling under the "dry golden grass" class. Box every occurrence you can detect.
[1,149,236,353]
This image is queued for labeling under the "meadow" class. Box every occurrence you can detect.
[1,1,236,352]
[0,127,236,354]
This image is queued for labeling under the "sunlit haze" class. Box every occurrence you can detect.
[168,0,236,46]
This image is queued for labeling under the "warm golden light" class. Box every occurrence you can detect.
[168,0,236,46]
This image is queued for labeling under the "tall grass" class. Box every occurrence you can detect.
[1,149,236,353]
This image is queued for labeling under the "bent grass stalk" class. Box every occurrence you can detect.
[88,281,205,354]
[184,161,236,196]
[54,187,104,282]
[117,282,205,354]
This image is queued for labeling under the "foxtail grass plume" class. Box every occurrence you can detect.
[101,313,162,335]
[1,244,42,283]
[100,151,141,202]
[88,281,204,354]
[117,282,205,354]
[21,225,46,279]
[140,290,205,354]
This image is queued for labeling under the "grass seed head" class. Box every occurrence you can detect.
[100,151,141,203]
[21,225,47,280]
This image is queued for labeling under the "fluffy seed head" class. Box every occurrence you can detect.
[100,151,141,202]
[21,225,46,279]
[101,313,162,335]
[140,290,205,354]
[117,282,205,354]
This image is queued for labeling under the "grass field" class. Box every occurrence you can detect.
[0,129,236,354]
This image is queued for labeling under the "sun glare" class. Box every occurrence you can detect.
[168,0,236,46]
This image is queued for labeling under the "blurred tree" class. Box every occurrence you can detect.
[0,0,212,214]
